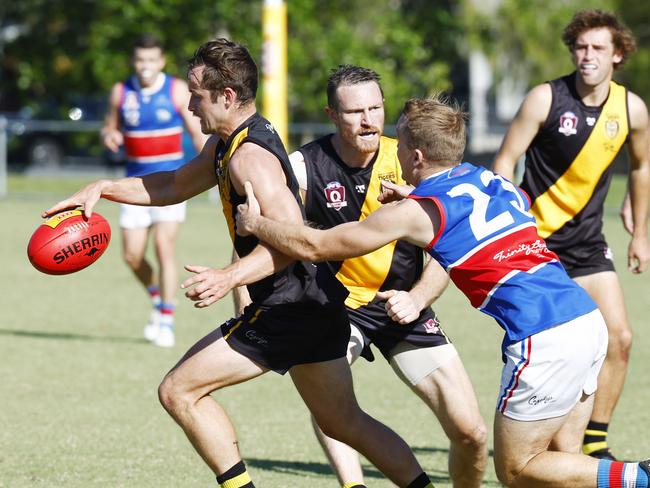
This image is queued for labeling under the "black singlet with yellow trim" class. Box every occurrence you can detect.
[214,113,347,307]
[301,135,425,308]
[521,72,629,254]
[299,135,448,360]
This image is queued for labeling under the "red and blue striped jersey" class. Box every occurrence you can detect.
[409,163,596,345]
[119,73,185,176]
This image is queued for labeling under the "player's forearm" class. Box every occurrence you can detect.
[100,172,180,206]
[408,257,449,310]
[230,250,252,313]
[228,243,295,287]
[629,163,650,237]
[252,216,324,262]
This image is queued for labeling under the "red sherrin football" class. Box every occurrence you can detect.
[27,210,111,275]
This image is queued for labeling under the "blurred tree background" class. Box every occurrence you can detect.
[1,0,648,123]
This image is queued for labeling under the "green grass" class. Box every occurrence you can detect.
[1,174,648,487]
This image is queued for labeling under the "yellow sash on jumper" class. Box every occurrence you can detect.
[218,128,250,242]
[336,138,403,309]
[531,81,628,238]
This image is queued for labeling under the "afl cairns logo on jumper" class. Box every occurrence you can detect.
[324,181,347,210]
[558,111,578,136]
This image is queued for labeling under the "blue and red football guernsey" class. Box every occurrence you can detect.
[119,73,185,177]
[408,163,596,345]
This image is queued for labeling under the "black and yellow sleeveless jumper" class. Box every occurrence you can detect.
[214,113,347,308]
[521,72,629,263]
[299,135,446,359]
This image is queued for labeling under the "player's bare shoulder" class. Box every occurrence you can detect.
[229,142,285,194]
[626,90,650,131]
[519,83,553,123]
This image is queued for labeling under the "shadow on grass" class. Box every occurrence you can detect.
[246,446,501,486]
[247,456,504,485]
[246,457,398,481]
[0,327,147,344]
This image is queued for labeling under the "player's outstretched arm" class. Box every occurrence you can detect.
[43,178,130,219]
[237,180,437,263]
[43,140,218,219]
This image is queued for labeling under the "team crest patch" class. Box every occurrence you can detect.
[124,92,139,110]
[156,108,172,122]
[558,111,578,136]
[324,181,347,210]
[422,317,441,334]
[604,117,619,139]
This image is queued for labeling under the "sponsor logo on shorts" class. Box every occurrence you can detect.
[422,318,440,334]
[558,111,578,136]
[528,395,556,406]
[604,246,614,261]
[245,330,269,346]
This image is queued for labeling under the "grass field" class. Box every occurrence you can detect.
[1,173,649,487]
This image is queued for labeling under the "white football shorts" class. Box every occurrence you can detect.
[119,202,187,230]
[497,308,607,421]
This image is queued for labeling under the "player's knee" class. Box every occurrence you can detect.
[608,325,633,358]
[452,421,488,454]
[158,374,189,419]
[494,460,521,488]
[122,250,144,270]
[494,452,539,488]
[316,406,365,443]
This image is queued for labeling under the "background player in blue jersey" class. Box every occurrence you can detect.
[237,95,650,488]
[493,9,650,460]
[101,33,206,347]
[45,38,437,488]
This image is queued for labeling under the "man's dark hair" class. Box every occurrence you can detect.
[562,9,636,70]
[188,38,258,105]
[132,33,164,53]
[327,65,383,111]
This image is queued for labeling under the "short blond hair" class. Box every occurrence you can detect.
[400,95,467,164]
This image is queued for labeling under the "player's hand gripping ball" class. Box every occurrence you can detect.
[27,210,111,275]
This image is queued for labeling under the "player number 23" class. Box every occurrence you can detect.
[447,172,531,240]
